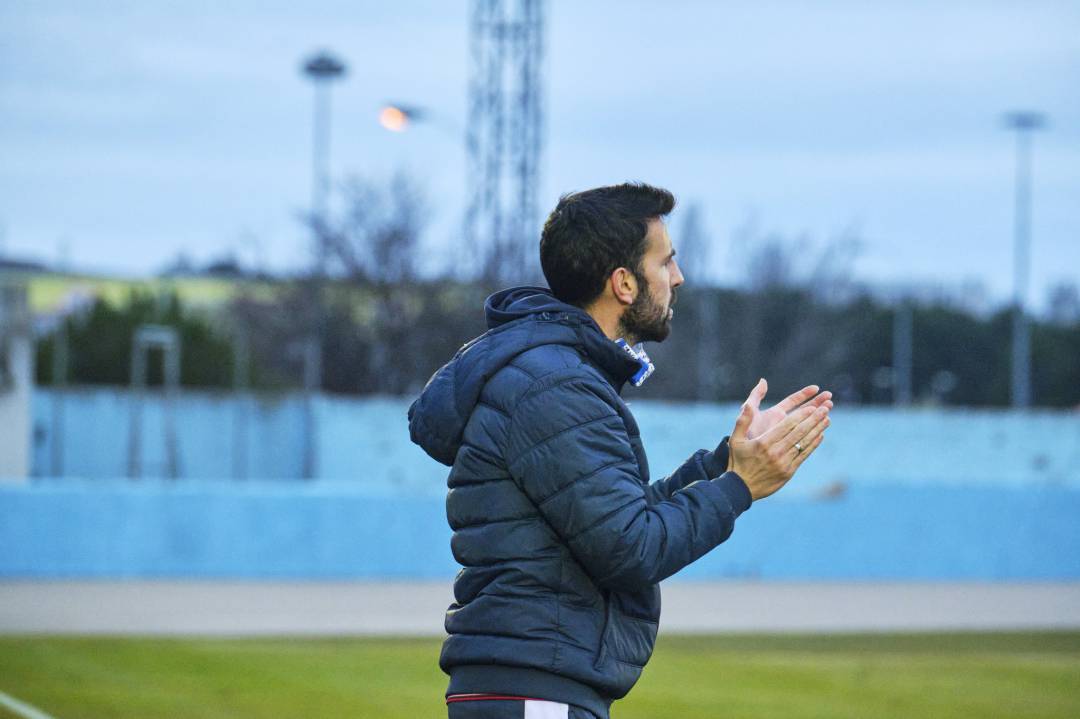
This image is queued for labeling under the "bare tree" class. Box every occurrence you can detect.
[318,172,428,285]
[1046,281,1080,326]
[308,172,432,394]
[726,219,865,398]
[675,203,720,399]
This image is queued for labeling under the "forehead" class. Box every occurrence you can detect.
[644,218,672,257]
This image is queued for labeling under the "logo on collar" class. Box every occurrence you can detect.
[614,338,656,387]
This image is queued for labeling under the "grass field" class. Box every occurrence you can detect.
[2,632,1078,718]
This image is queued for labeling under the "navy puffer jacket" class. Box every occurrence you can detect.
[408,286,752,717]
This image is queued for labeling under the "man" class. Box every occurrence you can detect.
[409,183,831,719]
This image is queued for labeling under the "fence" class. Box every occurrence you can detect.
[5,389,1078,579]
[28,388,1080,492]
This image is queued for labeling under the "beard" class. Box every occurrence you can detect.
[619,277,674,344]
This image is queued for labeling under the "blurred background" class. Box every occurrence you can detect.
[1,1,1079,716]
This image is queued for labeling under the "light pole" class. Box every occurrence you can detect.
[1003,111,1046,409]
[302,51,347,273]
[299,51,345,480]
[893,300,913,406]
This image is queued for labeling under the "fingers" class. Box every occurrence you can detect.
[775,385,820,413]
[790,428,826,471]
[760,402,818,443]
[777,387,832,416]
[744,378,768,411]
[731,401,753,441]
[787,411,830,467]
[781,405,828,450]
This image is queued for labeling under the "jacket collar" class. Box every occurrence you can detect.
[485,286,642,394]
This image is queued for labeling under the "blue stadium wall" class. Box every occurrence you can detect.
[2,480,1078,580]
[3,390,1079,580]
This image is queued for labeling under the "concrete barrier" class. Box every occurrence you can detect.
[2,480,1077,580]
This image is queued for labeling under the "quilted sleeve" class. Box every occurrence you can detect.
[505,373,751,591]
[644,438,730,504]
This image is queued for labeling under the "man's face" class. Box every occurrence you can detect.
[619,218,685,343]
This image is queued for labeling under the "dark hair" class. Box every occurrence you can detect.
[539,182,676,307]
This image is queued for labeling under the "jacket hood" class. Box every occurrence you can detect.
[408,285,641,466]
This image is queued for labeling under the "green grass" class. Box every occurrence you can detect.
[1,633,1078,718]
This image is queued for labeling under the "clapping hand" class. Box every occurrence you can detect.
[726,379,833,500]
[745,379,833,441]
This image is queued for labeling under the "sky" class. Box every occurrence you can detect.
[1,0,1078,312]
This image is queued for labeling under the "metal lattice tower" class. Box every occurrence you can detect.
[465,0,545,285]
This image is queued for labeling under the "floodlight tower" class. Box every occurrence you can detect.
[1003,111,1046,409]
[302,51,347,274]
[465,0,545,285]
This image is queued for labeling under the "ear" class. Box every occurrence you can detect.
[609,267,638,307]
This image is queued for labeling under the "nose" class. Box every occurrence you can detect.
[671,258,685,288]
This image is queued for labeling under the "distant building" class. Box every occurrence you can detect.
[0,261,271,321]
[0,279,32,480]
